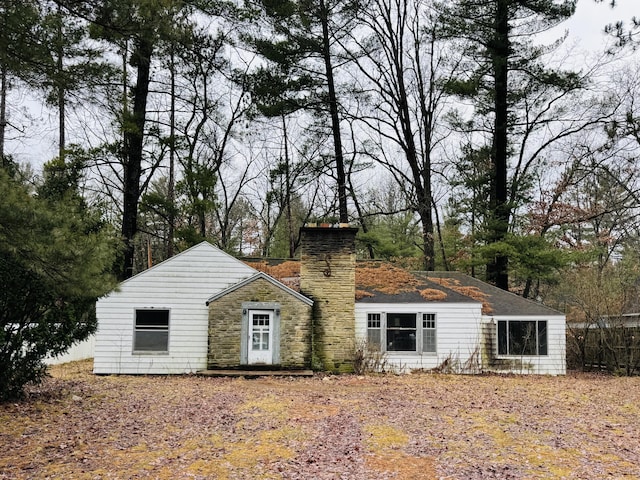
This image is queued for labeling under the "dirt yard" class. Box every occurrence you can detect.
[1,360,639,479]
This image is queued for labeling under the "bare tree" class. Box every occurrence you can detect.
[344,0,458,269]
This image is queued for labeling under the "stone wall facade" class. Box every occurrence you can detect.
[299,227,358,373]
[207,277,312,368]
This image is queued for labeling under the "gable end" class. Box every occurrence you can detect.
[206,272,312,306]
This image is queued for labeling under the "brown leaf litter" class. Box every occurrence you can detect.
[1,361,640,479]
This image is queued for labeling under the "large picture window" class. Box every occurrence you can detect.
[366,312,436,354]
[498,320,547,356]
[134,309,169,352]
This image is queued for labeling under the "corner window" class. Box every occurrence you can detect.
[134,309,169,352]
[498,320,547,356]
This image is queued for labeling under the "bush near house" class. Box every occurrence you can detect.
[0,165,116,401]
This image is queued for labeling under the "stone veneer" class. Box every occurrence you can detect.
[207,277,312,368]
[299,227,358,373]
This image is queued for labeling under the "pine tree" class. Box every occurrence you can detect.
[439,0,577,289]
[37,1,113,161]
[68,0,200,279]
[244,0,354,222]
[0,1,45,163]
[0,161,116,400]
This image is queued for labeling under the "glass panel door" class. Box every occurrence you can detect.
[248,310,273,364]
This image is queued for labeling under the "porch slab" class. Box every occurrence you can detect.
[197,369,314,378]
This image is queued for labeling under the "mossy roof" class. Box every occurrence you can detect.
[241,259,563,316]
[416,271,563,316]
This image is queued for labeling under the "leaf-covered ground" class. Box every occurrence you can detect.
[1,361,639,479]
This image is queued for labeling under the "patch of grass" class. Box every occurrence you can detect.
[364,422,437,479]
[3,361,640,479]
[365,423,408,450]
[236,394,290,419]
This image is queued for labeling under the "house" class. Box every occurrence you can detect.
[415,271,566,374]
[93,242,257,374]
[93,227,566,375]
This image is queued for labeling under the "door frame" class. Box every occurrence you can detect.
[247,309,274,364]
[240,302,281,365]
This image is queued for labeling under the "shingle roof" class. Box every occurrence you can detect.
[355,276,480,304]
[415,271,563,316]
[240,258,562,315]
[354,262,481,305]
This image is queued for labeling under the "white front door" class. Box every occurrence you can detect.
[248,310,273,365]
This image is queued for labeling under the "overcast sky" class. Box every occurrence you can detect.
[565,0,637,51]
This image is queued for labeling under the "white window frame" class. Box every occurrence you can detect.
[366,312,437,355]
[133,308,170,354]
[422,313,437,354]
[367,313,382,350]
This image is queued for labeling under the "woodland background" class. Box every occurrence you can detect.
[3,0,640,381]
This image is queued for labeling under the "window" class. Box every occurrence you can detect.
[367,313,381,350]
[422,313,436,353]
[251,312,271,351]
[134,309,169,352]
[498,320,547,356]
[365,312,437,353]
[387,313,417,351]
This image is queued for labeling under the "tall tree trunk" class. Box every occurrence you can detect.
[397,63,434,270]
[0,65,6,165]
[418,206,434,270]
[487,0,510,290]
[167,48,175,258]
[416,25,438,271]
[319,0,348,223]
[121,37,153,280]
[348,170,374,259]
[58,76,65,161]
[433,199,449,270]
[57,50,65,160]
[281,116,296,258]
[420,144,435,270]
[56,4,65,161]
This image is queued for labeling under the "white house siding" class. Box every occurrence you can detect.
[45,335,95,365]
[355,302,483,373]
[94,242,256,374]
[487,315,566,375]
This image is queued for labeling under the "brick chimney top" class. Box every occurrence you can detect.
[303,222,353,229]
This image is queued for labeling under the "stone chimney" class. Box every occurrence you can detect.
[299,226,359,373]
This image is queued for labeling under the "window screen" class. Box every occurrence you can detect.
[134,309,169,352]
[367,313,381,350]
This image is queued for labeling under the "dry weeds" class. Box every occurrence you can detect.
[1,361,639,479]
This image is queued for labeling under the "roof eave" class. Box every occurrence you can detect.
[206,271,313,306]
